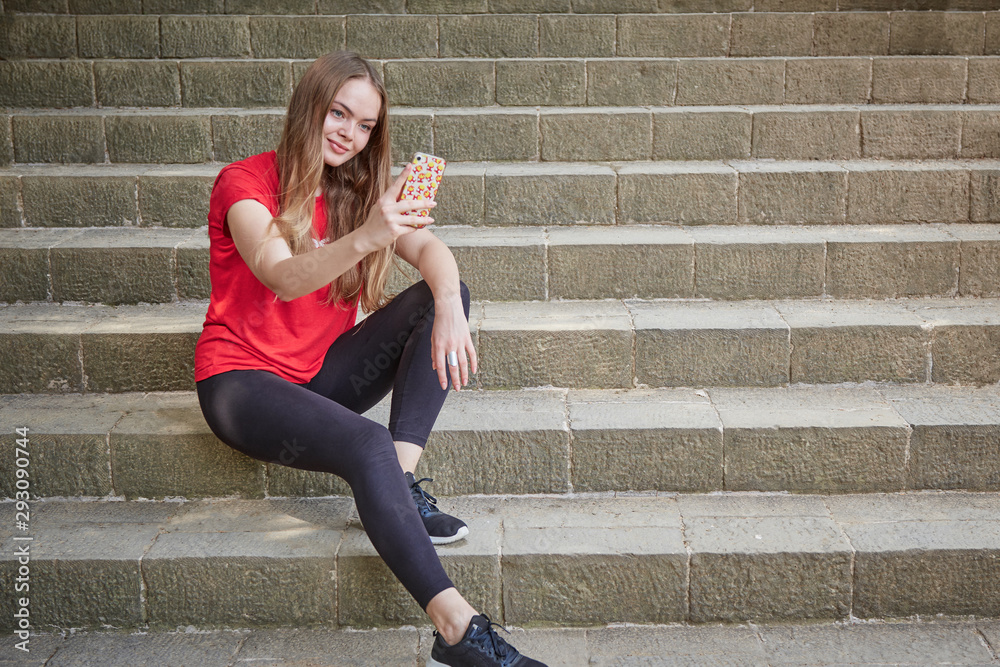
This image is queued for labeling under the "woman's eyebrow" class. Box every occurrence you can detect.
[332,101,377,123]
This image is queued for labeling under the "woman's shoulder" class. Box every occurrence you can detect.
[209,150,280,221]
[216,150,278,186]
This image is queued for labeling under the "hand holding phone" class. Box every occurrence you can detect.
[398,152,446,228]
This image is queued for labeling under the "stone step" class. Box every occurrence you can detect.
[2,385,998,500]
[5,104,1000,166]
[0,491,997,630]
[3,56,998,108]
[3,224,999,305]
[2,296,998,393]
[2,11,998,61]
[5,620,1000,667]
[3,159,999,229]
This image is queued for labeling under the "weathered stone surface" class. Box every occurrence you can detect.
[496,59,585,106]
[712,386,909,493]
[433,227,546,301]
[587,59,677,106]
[95,61,181,107]
[989,12,1000,55]
[618,14,729,57]
[405,0,480,12]
[211,112,283,163]
[971,167,1000,222]
[652,109,751,160]
[346,15,437,59]
[952,224,1000,297]
[814,12,889,56]
[826,226,960,298]
[618,163,737,225]
[573,0,657,10]
[568,389,722,492]
[676,59,784,105]
[139,168,216,227]
[730,12,813,57]
[228,0,316,11]
[547,226,694,299]
[22,173,138,227]
[784,57,872,104]
[541,109,650,161]
[144,0,225,10]
[161,16,250,58]
[181,61,291,108]
[432,163,485,226]
[485,164,615,225]
[250,16,345,59]
[386,60,494,107]
[0,61,94,108]
[0,14,76,59]
[632,300,790,387]
[962,109,1000,158]
[434,109,537,161]
[106,114,212,164]
[861,109,962,159]
[232,628,418,666]
[539,15,614,57]
[737,162,847,225]
[12,114,105,164]
[0,229,75,303]
[69,0,141,10]
[889,11,985,55]
[0,175,18,228]
[440,15,538,58]
[478,301,633,389]
[872,57,967,103]
[778,300,928,384]
[176,233,209,300]
[78,15,159,58]
[589,626,766,666]
[388,110,432,165]
[22,632,244,666]
[847,163,970,223]
[907,298,1000,385]
[753,109,860,160]
[0,116,12,167]
[690,225,825,299]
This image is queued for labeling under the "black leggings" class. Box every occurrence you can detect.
[196,280,469,610]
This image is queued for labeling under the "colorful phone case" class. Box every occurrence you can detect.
[399,152,445,224]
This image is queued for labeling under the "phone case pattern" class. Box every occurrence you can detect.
[400,153,446,219]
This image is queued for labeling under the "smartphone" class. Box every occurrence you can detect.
[399,152,446,228]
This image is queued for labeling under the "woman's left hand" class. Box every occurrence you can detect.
[430,292,477,391]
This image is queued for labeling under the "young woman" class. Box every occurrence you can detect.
[194,52,546,667]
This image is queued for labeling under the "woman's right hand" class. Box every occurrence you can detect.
[358,164,437,252]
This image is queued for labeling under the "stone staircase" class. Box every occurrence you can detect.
[1,0,999,646]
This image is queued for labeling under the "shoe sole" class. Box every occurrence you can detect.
[430,525,469,545]
[426,658,450,667]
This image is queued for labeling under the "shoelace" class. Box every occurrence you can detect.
[410,477,439,514]
[469,615,516,664]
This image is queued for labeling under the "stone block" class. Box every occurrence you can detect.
[250,16,345,59]
[211,112,283,163]
[989,12,1000,55]
[433,164,484,226]
[754,0,833,7]
[78,16,159,58]
[228,0,315,12]
[478,301,633,389]
[753,109,860,160]
[962,109,1000,158]
[389,111,433,165]
[161,16,250,58]
[176,233,209,300]
[496,59,585,106]
[539,15,614,57]
[0,175,20,228]
[433,227,546,301]
[737,163,847,225]
[712,386,909,493]
[653,109,751,160]
[969,58,1000,103]
[890,11,985,55]
[22,174,138,227]
[4,0,69,10]
[440,15,537,58]
[872,57,967,103]
[485,164,615,225]
[861,109,961,159]
[0,116,11,167]
[320,0,406,11]
[346,15,437,60]
[181,61,291,108]
[730,12,813,57]
[95,61,182,107]
[0,61,94,108]
[587,59,677,106]
[952,225,1000,297]
[784,58,872,104]
[547,226,695,299]
[12,114,105,164]
[231,628,419,665]
[568,389,723,492]
[972,168,1000,222]
[618,163,737,225]
[778,301,928,384]
[69,0,140,10]
[540,109,650,161]
[0,229,73,303]
[144,0,224,10]
[573,0,657,10]
[0,14,76,59]
[107,114,212,164]
[434,110,537,162]
[139,170,215,227]
[588,626,766,666]
[911,300,1000,385]
[618,14,729,57]
[491,0,571,10]
[814,12,889,56]
[632,301,790,387]
[386,60,494,107]
[824,226,960,298]
[847,163,969,223]
[690,226,825,299]
[676,59,784,105]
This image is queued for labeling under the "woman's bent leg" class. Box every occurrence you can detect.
[196,369,454,609]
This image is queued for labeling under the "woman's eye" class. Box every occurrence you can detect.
[360,124,372,132]
[331,109,343,118]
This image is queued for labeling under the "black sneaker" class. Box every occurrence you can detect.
[406,472,469,545]
[428,614,547,667]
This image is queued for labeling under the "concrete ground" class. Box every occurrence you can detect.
[2,619,998,666]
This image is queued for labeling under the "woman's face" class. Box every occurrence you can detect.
[322,77,381,168]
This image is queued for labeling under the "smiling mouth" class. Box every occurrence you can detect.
[328,139,348,154]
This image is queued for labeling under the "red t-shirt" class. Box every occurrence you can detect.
[194,150,359,384]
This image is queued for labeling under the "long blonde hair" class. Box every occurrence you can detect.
[258,51,395,312]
